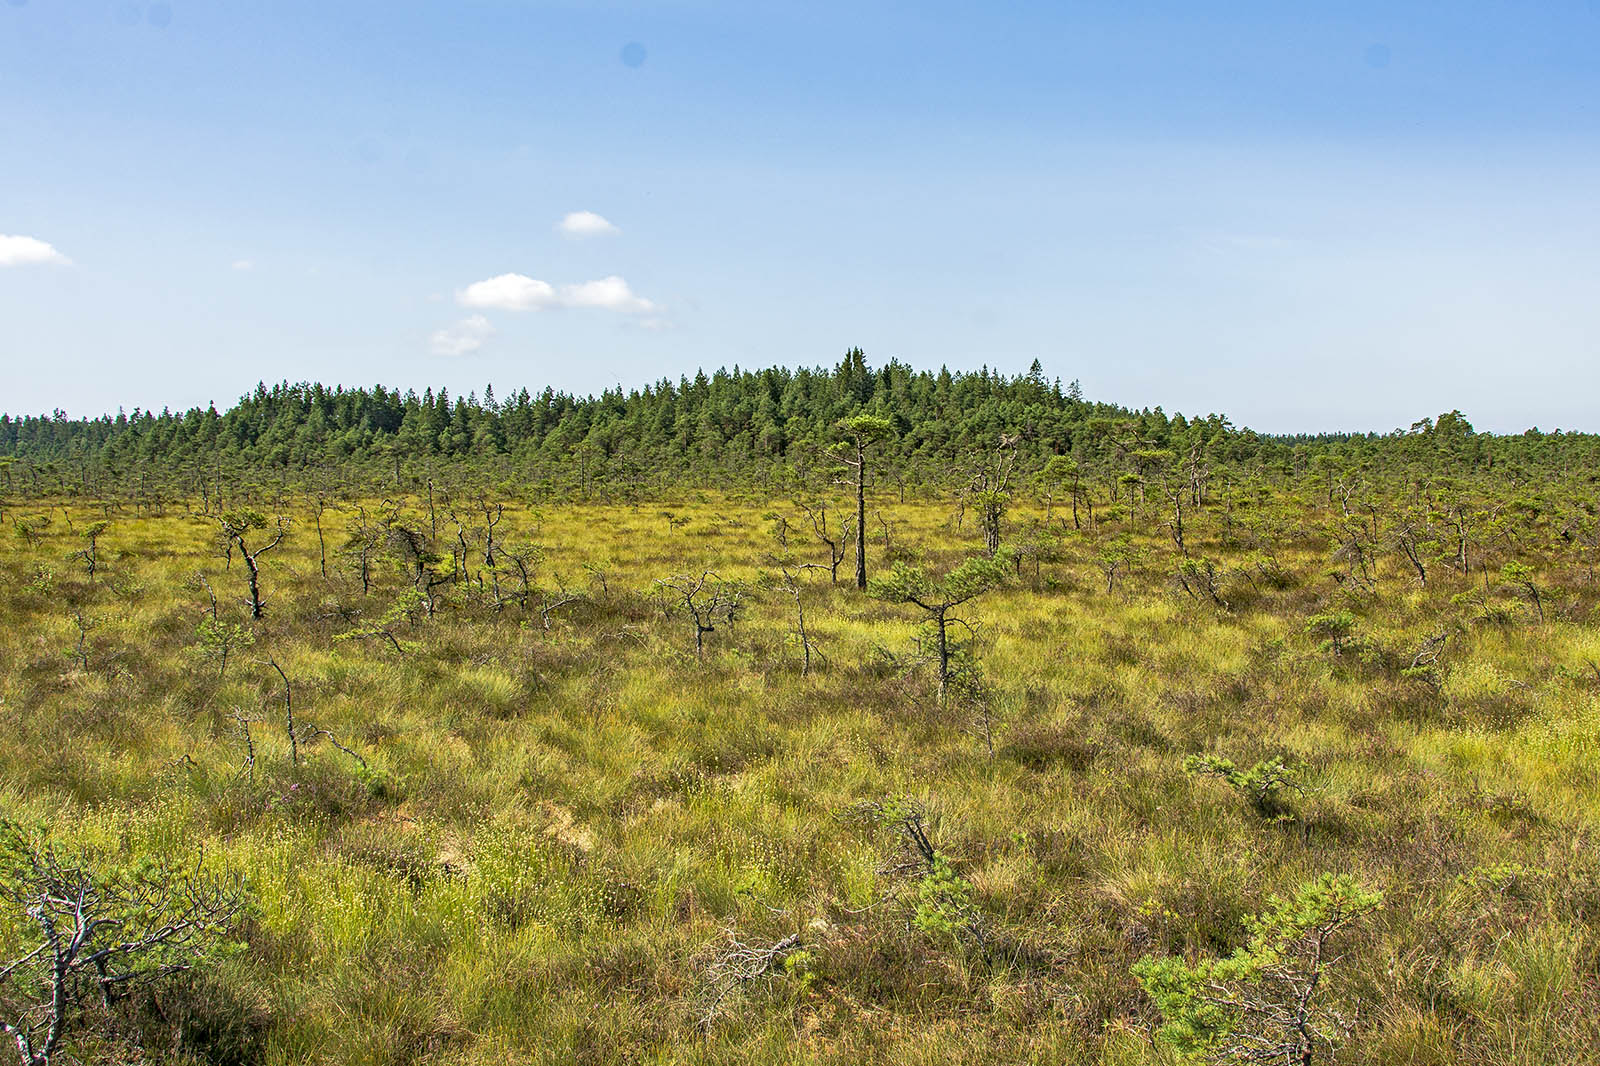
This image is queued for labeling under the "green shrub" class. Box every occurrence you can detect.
[1184,754,1304,816]
[1304,610,1357,655]
[1134,873,1382,1064]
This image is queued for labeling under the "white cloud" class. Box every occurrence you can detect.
[557,210,619,237]
[456,272,657,314]
[430,314,496,357]
[558,275,656,312]
[231,259,254,271]
[458,273,559,311]
[0,235,70,267]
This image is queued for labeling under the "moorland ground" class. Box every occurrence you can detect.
[2,486,1599,1065]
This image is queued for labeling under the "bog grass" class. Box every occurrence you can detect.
[1,490,1598,1064]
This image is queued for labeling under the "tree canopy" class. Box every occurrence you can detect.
[2,354,1594,501]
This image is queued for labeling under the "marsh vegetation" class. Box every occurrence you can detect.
[2,362,1599,1064]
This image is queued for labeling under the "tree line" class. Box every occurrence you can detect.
[2,352,1596,504]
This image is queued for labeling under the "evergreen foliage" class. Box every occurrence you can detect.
[6,355,1590,499]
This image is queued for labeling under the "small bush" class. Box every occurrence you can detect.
[1134,873,1382,1065]
[1304,610,1357,655]
[1184,754,1303,816]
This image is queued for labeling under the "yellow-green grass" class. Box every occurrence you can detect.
[1,491,1597,1064]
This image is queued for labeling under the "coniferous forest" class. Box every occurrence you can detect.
[9,350,1586,499]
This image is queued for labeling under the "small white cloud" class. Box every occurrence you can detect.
[430,314,495,357]
[458,273,559,311]
[636,316,674,332]
[231,259,254,271]
[0,235,70,267]
[557,210,620,237]
[558,275,656,312]
[456,272,657,314]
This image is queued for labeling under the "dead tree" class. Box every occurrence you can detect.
[1390,520,1431,587]
[261,657,298,766]
[228,708,260,779]
[67,612,94,672]
[533,580,586,631]
[253,659,370,772]
[1330,520,1377,593]
[1166,486,1186,556]
[697,931,806,1030]
[1183,439,1211,506]
[487,543,543,611]
[767,557,826,676]
[477,497,505,568]
[195,574,219,622]
[1447,503,1474,575]
[1404,629,1451,687]
[217,510,287,619]
[0,822,244,1066]
[1174,557,1229,610]
[656,572,741,659]
[298,727,369,773]
[445,505,473,587]
[307,493,333,579]
[797,501,852,583]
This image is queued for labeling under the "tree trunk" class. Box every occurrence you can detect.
[314,508,327,578]
[855,443,868,589]
[244,554,264,619]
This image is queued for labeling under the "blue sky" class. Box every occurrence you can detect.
[2,1,1598,432]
